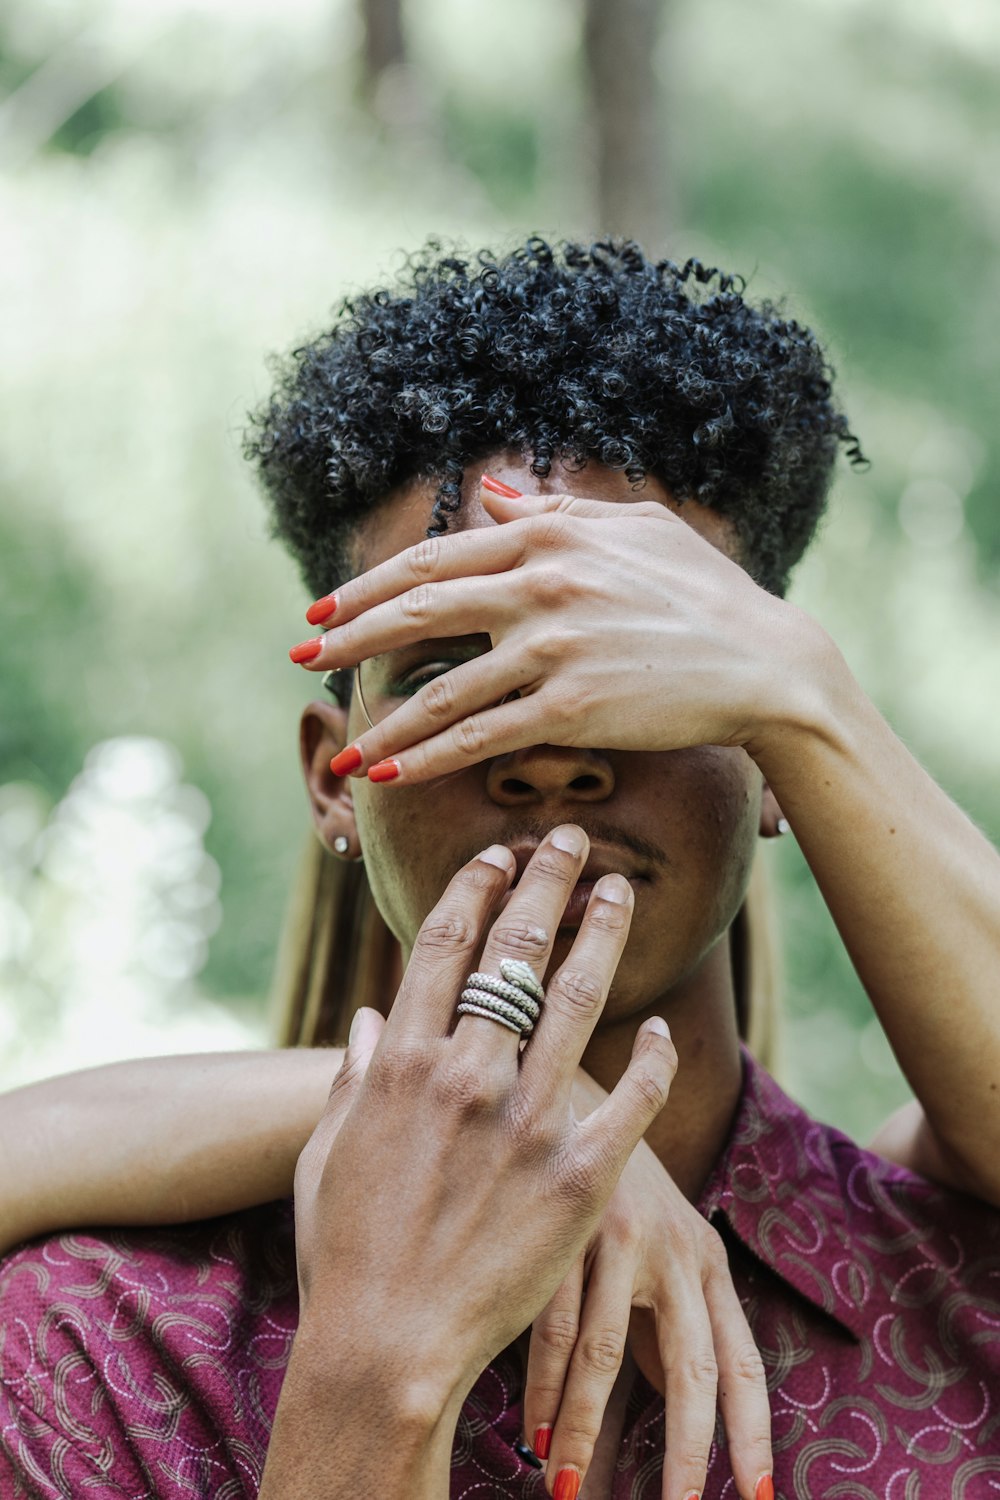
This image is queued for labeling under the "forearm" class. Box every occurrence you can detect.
[0,1048,341,1252]
[752,619,1000,1200]
[260,1320,460,1500]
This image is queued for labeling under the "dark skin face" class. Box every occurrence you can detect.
[301,454,778,1192]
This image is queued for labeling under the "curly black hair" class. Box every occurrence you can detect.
[245,236,863,599]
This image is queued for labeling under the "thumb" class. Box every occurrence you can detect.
[479,476,662,524]
[324,1006,385,1121]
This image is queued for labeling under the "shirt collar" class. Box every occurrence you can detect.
[697,1048,869,1341]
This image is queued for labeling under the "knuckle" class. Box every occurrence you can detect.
[529,625,583,666]
[630,1065,672,1115]
[407,536,442,580]
[432,1058,493,1115]
[672,1445,713,1478]
[366,1038,429,1095]
[701,1225,730,1275]
[686,1351,720,1393]
[530,513,574,551]
[400,583,434,623]
[416,911,479,954]
[530,849,576,883]
[578,1330,626,1376]
[490,921,550,960]
[535,1316,580,1358]
[726,1341,767,1388]
[454,715,488,759]
[422,671,456,720]
[550,967,604,1014]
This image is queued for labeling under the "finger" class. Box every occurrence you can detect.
[522,1254,585,1462]
[544,1239,634,1493]
[657,1300,719,1500]
[574,1018,677,1182]
[480,483,673,526]
[320,1006,386,1132]
[456,825,591,1068]
[362,690,562,785]
[292,577,518,674]
[519,874,635,1099]
[332,645,526,776]
[703,1253,772,1500]
[305,524,535,629]
[386,845,515,1046]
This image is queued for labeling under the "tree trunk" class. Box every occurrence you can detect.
[582,0,670,251]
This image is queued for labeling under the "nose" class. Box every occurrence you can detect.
[485,744,615,806]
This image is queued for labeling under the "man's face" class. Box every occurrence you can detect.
[328,454,762,1023]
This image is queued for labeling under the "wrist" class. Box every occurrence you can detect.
[743,604,852,773]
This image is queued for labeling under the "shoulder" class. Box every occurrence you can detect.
[0,1204,297,1500]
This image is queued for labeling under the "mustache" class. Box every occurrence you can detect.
[466,816,671,873]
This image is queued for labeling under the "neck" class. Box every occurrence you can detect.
[579,935,744,1201]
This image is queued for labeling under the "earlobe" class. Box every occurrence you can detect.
[759,782,790,839]
[300,701,361,858]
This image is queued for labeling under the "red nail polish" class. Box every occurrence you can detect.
[289,637,324,663]
[481,473,523,498]
[330,745,363,776]
[368,759,401,783]
[754,1476,774,1500]
[553,1468,581,1500]
[306,593,338,626]
[533,1425,552,1460]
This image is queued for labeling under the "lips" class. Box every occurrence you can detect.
[505,842,648,888]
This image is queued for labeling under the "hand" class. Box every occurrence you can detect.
[526,1083,772,1500]
[293,481,823,783]
[289,824,678,1424]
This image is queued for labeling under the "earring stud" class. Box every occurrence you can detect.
[776,817,790,836]
[333,835,350,855]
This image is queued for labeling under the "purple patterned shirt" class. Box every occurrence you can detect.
[3,1054,1000,1498]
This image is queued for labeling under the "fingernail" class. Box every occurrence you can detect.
[480,844,514,872]
[551,825,586,856]
[593,873,630,904]
[754,1476,774,1500]
[645,1015,671,1039]
[305,592,338,625]
[368,758,401,783]
[553,1468,581,1500]
[682,1492,701,1500]
[348,1008,364,1045]
[330,744,363,776]
[289,637,324,664]
[481,473,523,498]
[533,1424,552,1460]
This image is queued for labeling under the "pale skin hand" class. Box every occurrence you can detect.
[261,828,683,1500]
[296,481,1000,1206]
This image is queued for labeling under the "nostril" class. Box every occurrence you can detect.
[571,774,602,792]
[501,778,535,796]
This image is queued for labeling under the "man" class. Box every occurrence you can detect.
[3,240,999,1500]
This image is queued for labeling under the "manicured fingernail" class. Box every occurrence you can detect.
[330,744,363,776]
[533,1425,552,1460]
[754,1476,774,1500]
[289,637,324,663]
[306,592,338,626]
[481,473,523,498]
[553,1468,581,1500]
[368,758,401,783]
[682,1491,701,1500]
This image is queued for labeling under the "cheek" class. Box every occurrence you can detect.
[687,747,761,923]
[353,783,442,948]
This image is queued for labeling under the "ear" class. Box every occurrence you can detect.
[759,781,789,839]
[300,699,360,857]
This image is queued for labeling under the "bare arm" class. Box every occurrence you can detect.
[0,1048,341,1254]
[752,624,1000,1204]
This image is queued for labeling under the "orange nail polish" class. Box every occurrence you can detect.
[289,637,324,663]
[368,759,401,783]
[533,1425,552,1460]
[553,1468,580,1500]
[306,593,338,626]
[330,745,363,776]
[754,1476,774,1500]
[481,473,523,498]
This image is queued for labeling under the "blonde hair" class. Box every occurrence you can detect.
[272,833,781,1072]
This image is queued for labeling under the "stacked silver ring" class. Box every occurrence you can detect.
[457,958,546,1037]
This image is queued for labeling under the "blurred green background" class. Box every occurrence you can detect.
[1,0,997,1142]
